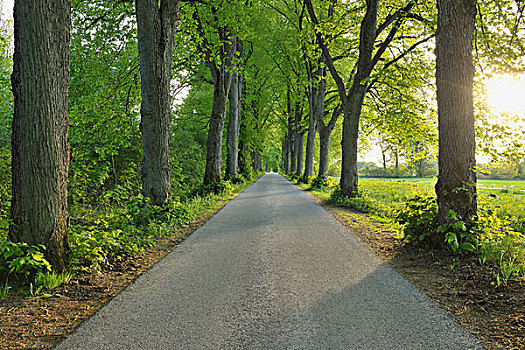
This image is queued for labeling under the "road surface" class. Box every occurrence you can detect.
[57,173,483,349]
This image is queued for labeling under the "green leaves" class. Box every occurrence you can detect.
[0,241,52,277]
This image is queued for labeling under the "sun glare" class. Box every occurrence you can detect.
[486,74,525,116]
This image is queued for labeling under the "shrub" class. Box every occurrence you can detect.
[395,194,438,244]
[0,241,52,279]
[329,189,378,214]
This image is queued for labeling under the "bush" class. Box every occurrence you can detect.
[395,194,439,245]
[0,241,52,280]
[329,189,378,214]
[310,176,338,189]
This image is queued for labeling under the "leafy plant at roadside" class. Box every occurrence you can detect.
[34,270,74,291]
[310,176,337,189]
[0,241,52,279]
[395,194,438,244]
[329,188,379,214]
[475,205,525,285]
[438,209,478,254]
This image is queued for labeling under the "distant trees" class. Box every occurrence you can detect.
[135,0,180,205]
[435,0,477,225]
[9,0,71,270]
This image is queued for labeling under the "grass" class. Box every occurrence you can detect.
[350,177,525,233]
[35,271,74,290]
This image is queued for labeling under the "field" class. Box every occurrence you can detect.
[357,177,525,232]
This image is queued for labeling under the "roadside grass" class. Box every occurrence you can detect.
[284,173,525,285]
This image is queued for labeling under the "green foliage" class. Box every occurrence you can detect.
[396,194,438,244]
[329,188,378,214]
[437,210,477,254]
[475,205,525,285]
[0,241,52,278]
[0,280,9,297]
[310,176,337,189]
[34,271,74,291]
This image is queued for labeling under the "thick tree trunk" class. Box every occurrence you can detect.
[10,0,71,271]
[293,104,304,176]
[295,132,304,176]
[339,0,378,197]
[340,87,367,197]
[202,29,235,186]
[136,0,179,205]
[251,149,262,172]
[304,108,316,177]
[318,129,331,178]
[283,138,290,172]
[287,89,295,174]
[435,0,477,226]
[226,72,241,180]
[204,79,229,185]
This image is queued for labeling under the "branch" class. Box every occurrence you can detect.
[192,4,219,83]
[369,33,435,89]
[303,0,347,103]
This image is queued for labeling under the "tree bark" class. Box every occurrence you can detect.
[10,0,71,271]
[226,71,241,180]
[318,129,331,177]
[435,0,477,226]
[288,90,296,173]
[295,133,304,176]
[294,104,304,176]
[204,75,230,185]
[199,17,235,186]
[136,0,180,205]
[318,106,342,178]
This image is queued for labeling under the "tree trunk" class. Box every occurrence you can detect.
[226,72,241,180]
[10,0,71,271]
[305,61,326,178]
[204,78,230,185]
[283,137,290,172]
[136,0,179,205]
[394,148,399,177]
[295,132,304,176]
[435,0,477,226]
[304,107,316,178]
[318,128,331,178]
[317,106,341,178]
[294,104,304,176]
[287,88,295,174]
[340,88,367,196]
[339,0,378,197]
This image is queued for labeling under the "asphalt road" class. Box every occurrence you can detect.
[57,173,483,349]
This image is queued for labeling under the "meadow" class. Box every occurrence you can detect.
[358,177,525,232]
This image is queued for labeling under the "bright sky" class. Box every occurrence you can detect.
[0,0,12,19]
[486,74,525,116]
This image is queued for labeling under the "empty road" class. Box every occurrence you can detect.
[58,173,483,349]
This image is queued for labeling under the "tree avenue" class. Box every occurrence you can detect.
[2,0,524,281]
